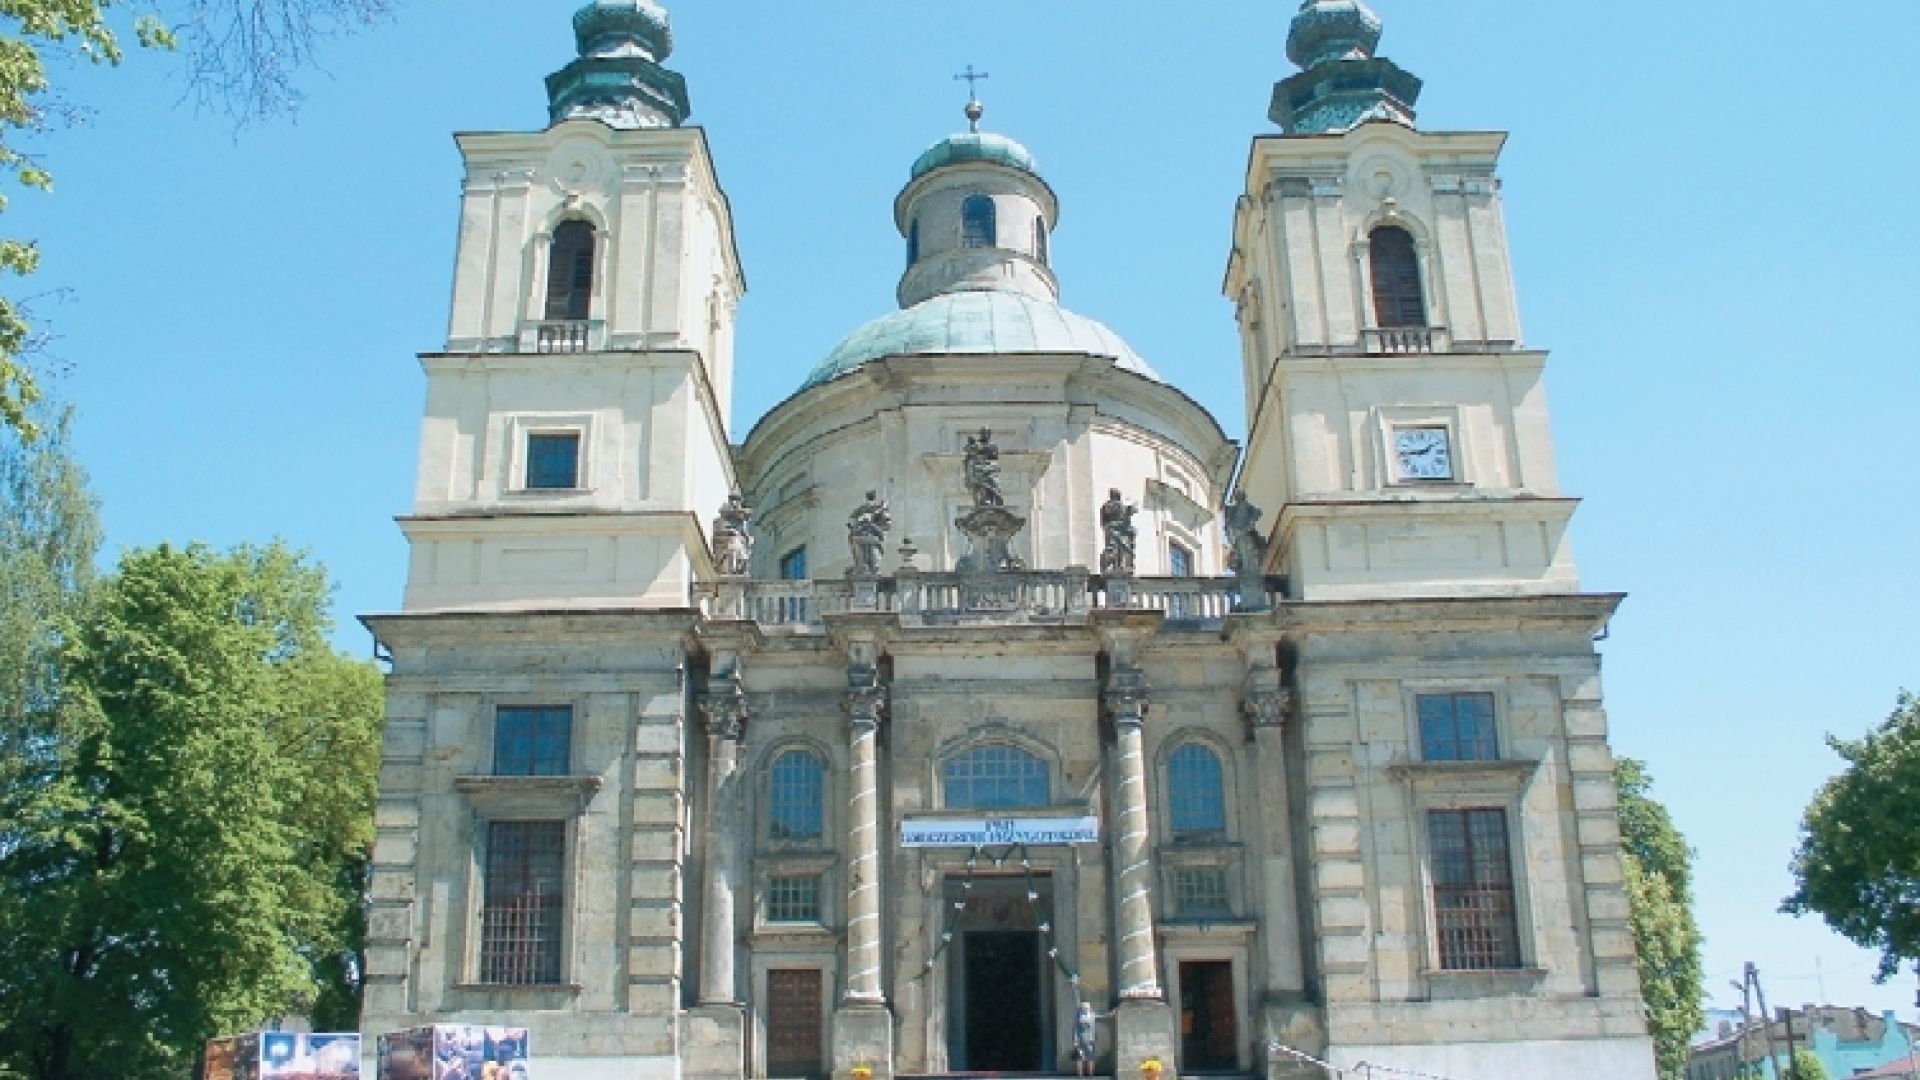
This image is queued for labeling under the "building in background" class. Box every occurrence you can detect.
[359,1,1657,1076]
[1688,1006,1920,1080]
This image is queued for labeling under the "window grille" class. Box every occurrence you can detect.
[1428,808,1521,970]
[481,820,566,984]
[769,750,825,841]
[544,219,596,321]
[525,432,580,490]
[962,195,997,248]
[1417,692,1498,762]
[494,705,572,777]
[767,875,822,923]
[942,744,1048,809]
[1369,225,1425,328]
[1174,866,1231,916]
[1169,744,1226,839]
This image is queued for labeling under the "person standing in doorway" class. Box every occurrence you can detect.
[1072,1001,1100,1077]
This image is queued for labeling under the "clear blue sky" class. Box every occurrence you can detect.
[14,0,1919,1027]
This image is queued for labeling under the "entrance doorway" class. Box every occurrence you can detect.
[1178,960,1238,1072]
[943,874,1055,1073]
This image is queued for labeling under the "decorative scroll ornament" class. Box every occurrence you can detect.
[846,490,893,576]
[700,668,749,741]
[1243,688,1296,735]
[1099,488,1138,576]
[710,491,753,576]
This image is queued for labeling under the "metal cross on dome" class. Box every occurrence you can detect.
[954,64,990,100]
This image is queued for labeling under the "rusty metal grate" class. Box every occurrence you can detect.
[1429,808,1520,970]
[481,820,566,984]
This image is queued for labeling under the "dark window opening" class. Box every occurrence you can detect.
[494,705,572,776]
[962,195,996,248]
[544,219,595,321]
[525,432,580,490]
[1369,225,1425,328]
[1429,808,1521,970]
[1033,217,1048,265]
[481,820,566,984]
[908,218,920,266]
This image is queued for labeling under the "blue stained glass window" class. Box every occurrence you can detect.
[943,744,1048,809]
[1169,542,1193,578]
[769,750,825,841]
[1417,693,1498,762]
[495,705,572,777]
[962,195,996,248]
[526,432,580,490]
[1169,744,1226,838]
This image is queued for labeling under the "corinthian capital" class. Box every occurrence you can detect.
[1104,662,1152,728]
[700,669,749,742]
[1243,688,1296,733]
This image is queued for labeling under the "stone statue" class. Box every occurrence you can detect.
[962,428,1005,508]
[1099,488,1137,576]
[847,490,892,575]
[710,491,753,576]
[1223,491,1268,578]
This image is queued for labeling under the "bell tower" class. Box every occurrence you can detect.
[402,0,743,612]
[1227,0,1570,601]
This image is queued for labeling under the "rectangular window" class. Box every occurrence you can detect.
[778,546,808,581]
[1168,542,1193,578]
[1173,866,1231,917]
[766,875,822,923]
[493,705,572,777]
[525,432,580,490]
[481,820,567,984]
[1428,808,1521,971]
[1417,692,1498,762]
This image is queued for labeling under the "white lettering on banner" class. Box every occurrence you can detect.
[899,815,1100,848]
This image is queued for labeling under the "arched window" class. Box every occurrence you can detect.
[961,195,996,248]
[1033,217,1048,265]
[1168,743,1226,839]
[907,218,920,266]
[1368,225,1425,328]
[943,744,1047,809]
[545,219,596,321]
[768,750,825,841]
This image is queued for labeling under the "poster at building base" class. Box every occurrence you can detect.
[203,1033,361,1080]
[378,1025,531,1080]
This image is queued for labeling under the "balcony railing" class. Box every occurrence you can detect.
[1362,326,1448,355]
[701,571,1283,632]
[527,319,604,354]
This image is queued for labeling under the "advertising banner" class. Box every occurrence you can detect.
[899,815,1100,848]
[204,1033,360,1080]
[378,1025,531,1080]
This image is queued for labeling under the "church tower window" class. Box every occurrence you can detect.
[494,705,572,776]
[1033,216,1048,265]
[943,744,1047,809]
[1428,808,1521,970]
[961,194,997,248]
[480,820,567,985]
[907,218,920,266]
[768,749,825,841]
[1368,225,1425,328]
[544,219,596,321]
[525,432,581,490]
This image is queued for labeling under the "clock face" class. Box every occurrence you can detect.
[1394,426,1453,481]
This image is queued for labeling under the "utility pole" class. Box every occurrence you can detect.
[1733,975,1757,1079]
[1747,962,1791,1080]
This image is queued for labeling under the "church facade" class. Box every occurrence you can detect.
[359,2,1658,1078]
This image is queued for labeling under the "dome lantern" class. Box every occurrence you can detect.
[1269,0,1422,135]
[546,0,691,129]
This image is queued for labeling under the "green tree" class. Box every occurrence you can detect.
[0,403,99,722]
[1784,692,1920,982]
[0,541,382,1080]
[1782,1048,1832,1080]
[1,0,392,437]
[1618,757,1706,1080]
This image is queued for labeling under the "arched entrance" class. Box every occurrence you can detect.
[943,874,1056,1073]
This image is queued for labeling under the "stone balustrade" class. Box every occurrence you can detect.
[700,571,1280,630]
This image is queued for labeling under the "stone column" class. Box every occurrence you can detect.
[684,665,749,1080]
[832,641,894,1079]
[843,653,887,1004]
[698,668,747,1005]
[1103,657,1180,1076]
[1105,661,1163,1000]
